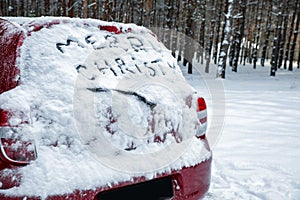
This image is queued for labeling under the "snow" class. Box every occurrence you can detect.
[0,17,210,198]
[182,62,300,200]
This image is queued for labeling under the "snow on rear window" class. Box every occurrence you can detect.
[0,18,209,198]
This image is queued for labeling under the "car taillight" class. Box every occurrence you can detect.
[0,109,37,166]
[196,97,207,139]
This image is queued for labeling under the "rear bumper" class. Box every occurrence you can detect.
[172,156,212,200]
[0,156,211,200]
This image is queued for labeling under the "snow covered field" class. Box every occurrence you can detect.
[182,63,300,200]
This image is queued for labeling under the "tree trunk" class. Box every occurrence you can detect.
[261,0,273,66]
[196,0,206,64]
[217,0,232,79]
[253,0,262,69]
[184,0,196,74]
[278,0,290,68]
[298,44,300,68]
[247,4,256,64]
[67,0,74,17]
[178,0,187,63]
[102,0,109,21]
[229,2,238,68]
[213,0,223,64]
[288,1,300,71]
[205,0,216,73]
[145,0,152,27]
[283,1,297,69]
[232,0,247,71]
[270,1,283,76]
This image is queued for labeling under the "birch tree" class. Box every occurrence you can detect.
[217,0,233,79]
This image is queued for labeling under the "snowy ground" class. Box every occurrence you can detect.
[182,63,300,200]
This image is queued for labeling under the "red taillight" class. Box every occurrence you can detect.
[196,97,207,139]
[0,109,37,166]
[197,97,207,112]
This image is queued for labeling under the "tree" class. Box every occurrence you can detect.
[298,45,300,68]
[184,0,196,74]
[253,0,263,69]
[288,1,300,71]
[261,0,273,67]
[270,0,284,76]
[205,0,216,73]
[283,0,297,69]
[217,0,233,79]
[278,0,290,68]
[213,0,223,65]
[232,0,246,72]
[195,0,206,64]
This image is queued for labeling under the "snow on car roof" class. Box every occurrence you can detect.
[0,17,210,198]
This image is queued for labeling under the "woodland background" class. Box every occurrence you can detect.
[1,0,300,78]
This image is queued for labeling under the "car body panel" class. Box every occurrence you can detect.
[0,17,211,200]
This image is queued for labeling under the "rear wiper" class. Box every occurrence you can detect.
[87,87,157,109]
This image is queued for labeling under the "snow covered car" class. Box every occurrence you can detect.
[0,17,211,200]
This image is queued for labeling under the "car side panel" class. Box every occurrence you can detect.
[0,19,23,94]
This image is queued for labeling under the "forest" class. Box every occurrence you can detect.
[1,0,300,78]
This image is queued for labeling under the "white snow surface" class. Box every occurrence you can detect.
[182,62,300,200]
[0,17,210,198]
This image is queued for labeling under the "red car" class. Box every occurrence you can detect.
[0,17,211,200]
